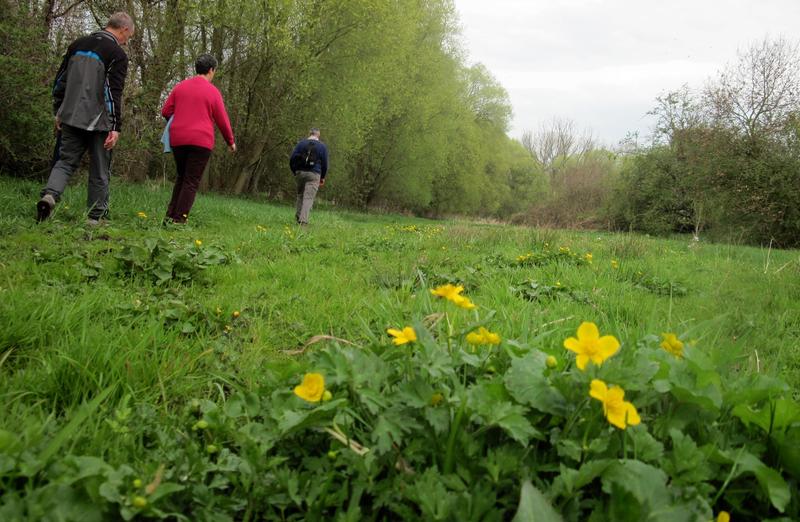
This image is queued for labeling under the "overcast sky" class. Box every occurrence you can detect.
[453,0,800,147]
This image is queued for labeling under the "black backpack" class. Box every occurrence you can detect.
[290,140,318,173]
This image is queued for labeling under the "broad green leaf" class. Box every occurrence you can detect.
[504,352,567,416]
[717,449,791,512]
[732,399,800,433]
[512,480,563,522]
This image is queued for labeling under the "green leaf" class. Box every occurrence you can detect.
[733,398,800,433]
[718,450,791,512]
[600,459,669,513]
[504,352,567,416]
[629,427,664,463]
[512,479,563,522]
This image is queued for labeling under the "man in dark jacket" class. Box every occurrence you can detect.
[36,12,134,224]
[289,128,329,225]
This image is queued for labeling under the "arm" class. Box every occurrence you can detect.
[212,90,235,148]
[161,88,176,120]
[107,51,128,132]
[320,144,328,179]
[52,45,72,116]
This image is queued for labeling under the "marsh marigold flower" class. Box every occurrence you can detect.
[387,326,417,345]
[453,295,477,310]
[660,333,684,358]
[430,283,477,309]
[136,211,147,219]
[294,373,326,402]
[717,512,730,522]
[589,379,641,429]
[195,239,202,247]
[430,283,464,300]
[611,259,619,269]
[563,322,620,370]
[466,327,501,345]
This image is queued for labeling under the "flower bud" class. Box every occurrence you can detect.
[546,355,558,369]
[133,479,143,489]
[322,390,333,402]
[206,444,219,454]
[193,420,209,431]
[132,496,148,508]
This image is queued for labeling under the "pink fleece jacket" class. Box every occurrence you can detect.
[161,76,234,150]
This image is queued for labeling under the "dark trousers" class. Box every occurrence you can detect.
[42,124,112,219]
[166,145,211,223]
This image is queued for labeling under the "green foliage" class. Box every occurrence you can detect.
[0,1,53,174]
[114,238,236,285]
[1,178,799,519]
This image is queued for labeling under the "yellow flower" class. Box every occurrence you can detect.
[585,253,593,262]
[232,310,240,319]
[430,283,464,300]
[563,322,620,370]
[717,512,730,522]
[387,326,417,345]
[452,295,477,310]
[294,373,326,402]
[195,239,202,247]
[430,393,444,406]
[136,211,147,219]
[660,333,684,358]
[611,259,619,269]
[466,327,501,345]
[589,379,641,429]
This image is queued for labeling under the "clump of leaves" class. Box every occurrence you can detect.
[510,279,590,304]
[114,238,235,285]
[629,271,688,296]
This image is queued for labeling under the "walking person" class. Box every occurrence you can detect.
[36,12,134,224]
[161,54,235,224]
[289,128,329,225]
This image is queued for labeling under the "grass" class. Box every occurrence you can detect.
[0,174,799,513]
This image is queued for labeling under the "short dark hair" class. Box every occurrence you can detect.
[195,54,217,75]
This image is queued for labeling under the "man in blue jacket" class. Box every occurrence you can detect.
[36,12,134,224]
[289,128,329,225]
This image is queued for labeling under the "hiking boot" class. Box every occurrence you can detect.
[86,218,102,227]
[36,194,56,222]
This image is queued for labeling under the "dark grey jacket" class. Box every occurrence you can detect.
[53,30,129,132]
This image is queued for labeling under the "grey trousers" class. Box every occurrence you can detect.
[42,124,112,219]
[294,170,320,224]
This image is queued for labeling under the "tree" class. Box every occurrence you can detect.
[704,37,800,140]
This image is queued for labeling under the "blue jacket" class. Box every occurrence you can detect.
[290,138,329,179]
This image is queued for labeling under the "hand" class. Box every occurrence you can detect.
[104,131,120,150]
[55,117,62,131]
[229,143,237,153]
[319,178,326,187]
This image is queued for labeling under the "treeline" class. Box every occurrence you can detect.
[2,2,799,245]
[0,0,543,217]
[516,38,800,247]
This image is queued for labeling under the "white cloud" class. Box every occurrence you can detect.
[453,0,800,145]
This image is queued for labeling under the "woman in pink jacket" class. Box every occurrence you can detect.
[161,54,235,223]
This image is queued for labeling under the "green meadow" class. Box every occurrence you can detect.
[1,175,799,520]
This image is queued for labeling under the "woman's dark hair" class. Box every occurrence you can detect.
[195,54,218,75]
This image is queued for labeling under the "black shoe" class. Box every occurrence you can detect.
[36,194,55,222]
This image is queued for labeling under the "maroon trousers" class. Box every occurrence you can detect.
[166,145,212,223]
